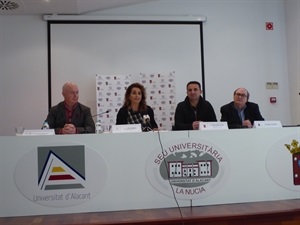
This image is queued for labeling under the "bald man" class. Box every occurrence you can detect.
[45,82,95,134]
[220,88,264,129]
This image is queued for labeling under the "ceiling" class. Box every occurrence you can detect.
[0,0,155,15]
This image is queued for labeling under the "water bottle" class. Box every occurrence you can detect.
[42,121,49,129]
[95,120,103,134]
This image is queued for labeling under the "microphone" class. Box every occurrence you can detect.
[92,109,111,117]
[41,121,50,129]
[143,114,152,132]
[143,114,150,124]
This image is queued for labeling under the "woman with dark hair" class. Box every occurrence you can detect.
[116,83,158,131]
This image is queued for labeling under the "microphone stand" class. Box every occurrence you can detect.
[142,126,153,132]
[92,110,111,118]
[92,110,111,134]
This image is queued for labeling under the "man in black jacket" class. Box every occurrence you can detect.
[220,88,264,129]
[174,81,217,130]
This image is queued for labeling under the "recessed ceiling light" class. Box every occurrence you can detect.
[0,0,19,10]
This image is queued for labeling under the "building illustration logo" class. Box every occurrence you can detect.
[146,138,230,200]
[164,152,216,188]
[15,144,107,207]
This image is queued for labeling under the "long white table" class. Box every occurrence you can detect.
[0,128,299,217]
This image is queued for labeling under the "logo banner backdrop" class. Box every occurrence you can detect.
[96,72,176,130]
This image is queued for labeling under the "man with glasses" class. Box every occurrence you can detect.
[220,88,264,128]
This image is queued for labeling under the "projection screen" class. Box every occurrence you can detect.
[48,20,205,122]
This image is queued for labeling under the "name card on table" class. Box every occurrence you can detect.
[253,120,282,128]
[199,122,228,130]
[22,129,55,136]
[111,124,142,133]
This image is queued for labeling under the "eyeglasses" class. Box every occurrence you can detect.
[235,93,247,98]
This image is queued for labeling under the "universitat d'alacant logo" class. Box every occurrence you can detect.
[146,138,230,200]
[15,144,107,207]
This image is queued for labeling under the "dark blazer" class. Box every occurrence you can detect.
[174,96,217,130]
[220,101,264,129]
[46,101,95,134]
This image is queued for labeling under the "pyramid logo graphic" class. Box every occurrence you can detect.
[37,146,85,191]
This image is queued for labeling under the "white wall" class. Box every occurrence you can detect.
[93,0,291,124]
[285,0,300,124]
[0,15,48,135]
[0,0,296,136]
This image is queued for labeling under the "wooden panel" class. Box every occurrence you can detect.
[1,199,300,225]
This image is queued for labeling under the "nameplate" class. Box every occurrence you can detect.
[22,129,55,136]
[253,120,282,128]
[199,122,228,130]
[110,124,142,133]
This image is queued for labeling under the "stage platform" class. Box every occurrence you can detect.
[1,199,300,225]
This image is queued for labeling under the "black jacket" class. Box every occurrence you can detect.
[116,105,158,129]
[46,101,95,134]
[220,101,264,129]
[174,96,217,130]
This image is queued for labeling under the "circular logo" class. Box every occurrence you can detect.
[266,136,300,192]
[146,137,230,200]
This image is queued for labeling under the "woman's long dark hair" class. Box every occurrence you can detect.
[123,83,147,112]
